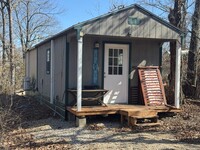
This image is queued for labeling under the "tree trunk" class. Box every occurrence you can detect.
[187,0,200,98]
[0,2,6,75]
[168,0,185,100]
[7,0,14,106]
[168,0,187,102]
[14,8,25,55]
[169,42,176,94]
[25,1,30,54]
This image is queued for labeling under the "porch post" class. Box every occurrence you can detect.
[175,47,181,108]
[77,30,83,111]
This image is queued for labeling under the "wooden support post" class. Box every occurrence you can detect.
[77,30,83,112]
[175,47,181,108]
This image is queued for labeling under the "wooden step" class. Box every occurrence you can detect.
[120,110,159,126]
[129,115,159,126]
[130,115,158,119]
[135,122,161,127]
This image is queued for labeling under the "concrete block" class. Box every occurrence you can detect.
[76,117,86,127]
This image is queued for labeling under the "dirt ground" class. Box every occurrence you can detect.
[0,95,200,150]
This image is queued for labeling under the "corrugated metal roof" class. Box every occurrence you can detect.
[29,4,184,50]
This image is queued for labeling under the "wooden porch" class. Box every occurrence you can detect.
[67,104,181,126]
[67,104,181,117]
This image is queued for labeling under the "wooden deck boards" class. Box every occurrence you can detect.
[67,104,181,117]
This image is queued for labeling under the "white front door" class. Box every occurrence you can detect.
[104,43,129,104]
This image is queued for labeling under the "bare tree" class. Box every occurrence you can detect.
[0,1,8,96]
[0,0,14,106]
[168,0,187,99]
[6,0,14,106]
[0,0,61,97]
[14,0,60,54]
[0,1,6,68]
[187,0,200,98]
[109,0,127,11]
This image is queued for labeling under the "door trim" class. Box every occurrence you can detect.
[102,42,131,103]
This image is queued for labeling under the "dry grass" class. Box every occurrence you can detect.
[159,100,200,143]
[0,95,21,134]
[0,94,53,149]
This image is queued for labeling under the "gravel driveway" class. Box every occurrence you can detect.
[3,117,199,150]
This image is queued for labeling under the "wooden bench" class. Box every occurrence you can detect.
[67,89,108,106]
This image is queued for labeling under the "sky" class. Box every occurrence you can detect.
[56,0,144,30]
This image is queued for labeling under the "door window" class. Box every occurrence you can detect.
[108,48,123,75]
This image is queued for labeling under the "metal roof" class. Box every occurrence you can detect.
[30,4,184,50]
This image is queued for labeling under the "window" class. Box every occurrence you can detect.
[108,48,123,75]
[46,49,51,74]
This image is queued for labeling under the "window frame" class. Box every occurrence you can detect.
[108,48,123,75]
[46,48,51,74]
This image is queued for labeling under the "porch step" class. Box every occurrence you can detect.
[138,66,167,106]
[129,114,160,127]
[120,109,160,127]
[131,115,158,119]
[134,122,161,127]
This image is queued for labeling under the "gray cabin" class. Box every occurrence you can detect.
[25,4,183,122]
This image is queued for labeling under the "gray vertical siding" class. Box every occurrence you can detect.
[29,49,37,80]
[68,37,77,88]
[37,42,51,98]
[130,40,160,86]
[82,38,93,85]
[37,35,67,103]
[54,35,67,103]
[26,49,37,84]
[82,7,180,40]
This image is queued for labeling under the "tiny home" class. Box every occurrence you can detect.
[25,4,183,123]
